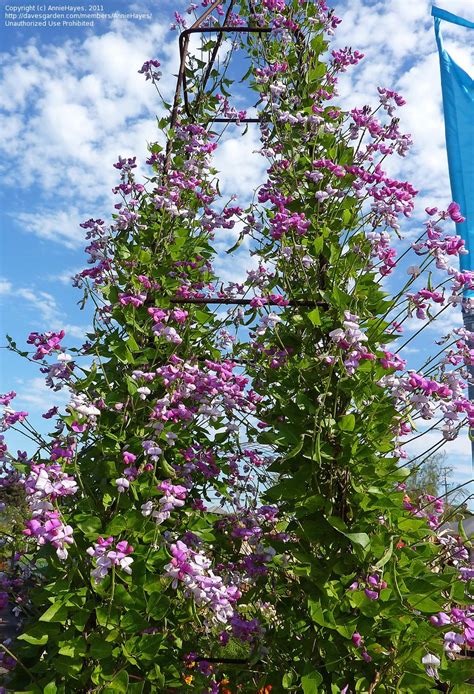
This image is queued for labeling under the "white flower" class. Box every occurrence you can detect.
[422,653,440,678]
[118,556,133,574]
[141,501,154,517]
[137,387,151,400]
[115,477,130,493]
[407,265,421,277]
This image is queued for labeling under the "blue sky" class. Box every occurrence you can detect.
[0,0,473,501]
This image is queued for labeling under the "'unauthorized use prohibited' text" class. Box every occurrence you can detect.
[3,5,152,28]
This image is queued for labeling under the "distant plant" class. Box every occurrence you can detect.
[1,1,472,692]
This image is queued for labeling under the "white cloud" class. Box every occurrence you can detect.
[15,376,70,411]
[15,208,86,249]
[0,276,89,337]
[0,278,13,295]
[334,0,474,211]
[16,287,60,322]
[214,124,267,201]
[401,307,464,339]
[0,15,178,246]
[49,267,83,284]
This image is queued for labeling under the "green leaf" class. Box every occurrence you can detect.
[159,457,177,478]
[89,637,115,659]
[284,436,304,460]
[308,599,335,628]
[344,532,370,549]
[147,594,171,620]
[104,670,129,693]
[307,307,321,326]
[451,684,474,694]
[308,62,326,81]
[39,601,67,623]
[109,338,134,364]
[266,475,309,501]
[338,414,355,432]
[75,514,102,538]
[398,671,437,691]
[313,236,324,255]
[296,514,340,543]
[301,671,323,693]
[342,208,354,226]
[126,334,140,352]
[120,610,149,633]
[406,595,445,613]
[226,232,245,254]
[374,538,394,569]
[18,631,49,646]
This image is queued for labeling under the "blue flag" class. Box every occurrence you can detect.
[432,7,474,280]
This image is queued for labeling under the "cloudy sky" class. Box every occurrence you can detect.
[0,0,473,501]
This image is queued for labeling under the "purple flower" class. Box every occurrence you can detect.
[164,540,240,624]
[87,538,134,584]
[430,612,451,627]
[138,59,162,82]
[230,614,263,643]
[0,391,16,406]
[443,631,464,654]
[364,588,379,601]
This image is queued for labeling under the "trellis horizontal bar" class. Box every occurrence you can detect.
[168,297,324,306]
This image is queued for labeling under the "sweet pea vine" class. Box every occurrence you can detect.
[1,1,472,692]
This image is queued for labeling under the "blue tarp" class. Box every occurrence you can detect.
[432,7,474,283]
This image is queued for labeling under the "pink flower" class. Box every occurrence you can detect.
[122,451,137,465]
[171,308,189,323]
[138,274,152,288]
[464,626,474,648]
[447,202,465,224]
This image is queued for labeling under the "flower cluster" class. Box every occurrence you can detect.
[22,463,77,560]
[165,540,241,624]
[24,512,74,561]
[86,537,134,584]
[148,307,189,345]
[352,632,372,663]
[329,311,375,374]
[403,492,444,529]
[349,573,387,601]
[150,357,259,426]
[141,479,188,524]
[27,330,65,361]
[138,59,162,82]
